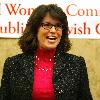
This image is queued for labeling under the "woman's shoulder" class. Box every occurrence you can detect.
[62,52,86,65]
[5,53,25,61]
[61,53,87,73]
[3,53,34,71]
[5,53,33,64]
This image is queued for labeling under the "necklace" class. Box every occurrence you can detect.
[34,48,56,72]
[35,67,52,71]
[34,55,54,72]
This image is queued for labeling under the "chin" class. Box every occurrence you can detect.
[42,42,59,49]
[46,45,57,49]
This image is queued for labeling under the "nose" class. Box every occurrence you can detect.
[50,26,56,33]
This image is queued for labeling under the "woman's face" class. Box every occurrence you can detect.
[37,13,62,49]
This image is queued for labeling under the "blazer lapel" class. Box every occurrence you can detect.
[53,51,69,78]
[53,51,71,95]
[20,54,35,85]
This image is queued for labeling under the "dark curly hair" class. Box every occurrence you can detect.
[18,4,71,54]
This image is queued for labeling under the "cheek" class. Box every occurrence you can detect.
[37,32,47,46]
[37,34,43,43]
[37,29,44,41]
[58,32,62,39]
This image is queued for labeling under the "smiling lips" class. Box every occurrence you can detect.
[46,36,57,43]
[46,36,57,42]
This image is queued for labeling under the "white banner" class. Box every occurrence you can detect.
[0,0,100,39]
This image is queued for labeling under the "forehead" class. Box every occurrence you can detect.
[42,13,61,24]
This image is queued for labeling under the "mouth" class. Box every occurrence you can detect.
[46,36,57,41]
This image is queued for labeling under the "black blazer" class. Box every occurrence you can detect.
[0,51,93,100]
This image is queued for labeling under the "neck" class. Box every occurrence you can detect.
[35,48,56,59]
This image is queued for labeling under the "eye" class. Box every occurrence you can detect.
[41,23,52,29]
[43,23,51,27]
[56,24,62,28]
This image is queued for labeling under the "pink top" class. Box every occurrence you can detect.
[32,48,56,100]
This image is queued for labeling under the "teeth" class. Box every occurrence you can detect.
[49,37,54,38]
[47,36,56,39]
[47,36,56,40]
[49,37,55,39]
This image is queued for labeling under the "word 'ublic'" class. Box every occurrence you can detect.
[0,21,100,34]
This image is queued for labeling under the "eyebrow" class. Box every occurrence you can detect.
[42,22,62,25]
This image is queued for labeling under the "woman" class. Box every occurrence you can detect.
[0,4,93,100]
